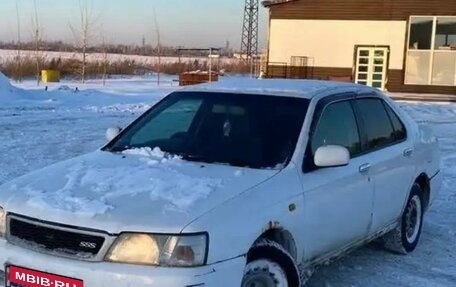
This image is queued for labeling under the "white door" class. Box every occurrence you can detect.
[353,97,416,232]
[355,47,389,90]
[300,99,374,259]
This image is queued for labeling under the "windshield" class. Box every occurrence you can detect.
[107,92,309,169]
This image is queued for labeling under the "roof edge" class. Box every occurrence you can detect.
[262,0,299,7]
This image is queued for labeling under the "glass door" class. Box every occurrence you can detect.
[355,47,389,90]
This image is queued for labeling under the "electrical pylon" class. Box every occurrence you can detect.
[240,0,259,62]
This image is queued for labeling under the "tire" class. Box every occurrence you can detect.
[241,239,300,287]
[382,183,424,254]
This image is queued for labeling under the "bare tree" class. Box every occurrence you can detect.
[69,0,96,84]
[15,1,22,82]
[101,34,108,86]
[141,35,146,55]
[153,9,161,86]
[31,0,42,86]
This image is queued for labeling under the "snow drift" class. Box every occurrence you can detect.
[0,72,23,101]
[0,73,169,110]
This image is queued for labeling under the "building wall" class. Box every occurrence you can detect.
[266,1,456,94]
[268,0,456,21]
[269,19,407,70]
[387,70,456,94]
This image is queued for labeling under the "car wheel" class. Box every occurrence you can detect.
[382,183,424,254]
[241,239,300,287]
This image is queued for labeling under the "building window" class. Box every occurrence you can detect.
[435,17,456,49]
[405,16,456,86]
[409,17,433,50]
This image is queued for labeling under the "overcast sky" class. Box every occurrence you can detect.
[0,0,268,49]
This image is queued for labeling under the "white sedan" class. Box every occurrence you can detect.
[0,79,442,287]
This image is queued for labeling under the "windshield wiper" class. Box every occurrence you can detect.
[180,153,212,162]
[182,154,255,168]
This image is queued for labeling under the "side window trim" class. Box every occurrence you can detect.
[381,100,408,141]
[381,100,399,136]
[302,93,359,173]
[352,95,408,156]
[351,97,371,153]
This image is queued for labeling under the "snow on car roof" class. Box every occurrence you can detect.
[182,78,373,99]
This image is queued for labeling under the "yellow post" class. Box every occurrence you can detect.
[41,70,61,83]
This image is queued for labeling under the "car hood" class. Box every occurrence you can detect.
[0,148,279,234]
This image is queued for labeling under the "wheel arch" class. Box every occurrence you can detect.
[414,173,430,210]
[251,225,299,262]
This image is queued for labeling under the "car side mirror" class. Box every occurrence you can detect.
[314,145,350,168]
[106,127,122,142]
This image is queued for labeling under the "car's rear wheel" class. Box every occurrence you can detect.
[241,239,300,287]
[382,183,424,254]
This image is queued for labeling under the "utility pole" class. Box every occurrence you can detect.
[240,0,259,62]
[32,0,41,86]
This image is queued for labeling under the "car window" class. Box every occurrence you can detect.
[130,98,203,145]
[311,101,361,157]
[355,98,397,152]
[384,102,407,141]
[109,92,310,169]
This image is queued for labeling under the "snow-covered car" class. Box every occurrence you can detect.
[0,79,442,287]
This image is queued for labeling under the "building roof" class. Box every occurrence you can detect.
[182,78,374,99]
[262,0,298,7]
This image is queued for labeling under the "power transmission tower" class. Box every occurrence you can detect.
[240,0,259,62]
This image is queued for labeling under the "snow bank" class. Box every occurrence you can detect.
[0,72,22,100]
[0,74,172,111]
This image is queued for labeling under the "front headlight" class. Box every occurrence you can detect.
[105,233,208,267]
[0,207,5,237]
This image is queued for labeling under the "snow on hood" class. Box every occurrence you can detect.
[0,148,278,233]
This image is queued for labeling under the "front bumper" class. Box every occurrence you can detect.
[0,239,245,287]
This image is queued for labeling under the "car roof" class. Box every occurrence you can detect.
[181,78,376,99]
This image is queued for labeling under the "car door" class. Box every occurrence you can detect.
[299,95,374,260]
[352,96,416,233]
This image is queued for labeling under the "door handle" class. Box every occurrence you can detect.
[403,148,414,158]
[359,163,371,174]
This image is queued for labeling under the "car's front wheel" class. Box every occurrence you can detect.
[242,259,289,287]
[241,239,300,287]
[382,183,424,254]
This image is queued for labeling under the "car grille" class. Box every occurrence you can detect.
[7,216,105,259]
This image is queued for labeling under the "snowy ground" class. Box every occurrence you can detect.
[1,75,455,286]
